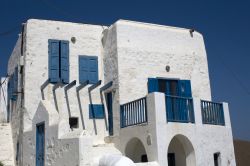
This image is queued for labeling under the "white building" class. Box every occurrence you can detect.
[0,19,236,166]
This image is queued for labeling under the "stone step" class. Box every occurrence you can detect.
[0,123,14,166]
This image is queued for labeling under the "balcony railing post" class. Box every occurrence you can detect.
[120,97,148,128]
[165,95,194,123]
[201,100,225,126]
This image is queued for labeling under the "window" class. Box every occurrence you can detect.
[48,39,69,84]
[148,78,192,97]
[214,152,221,166]
[79,56,98,84]
[69,117,78,129]
[89,104,104,119]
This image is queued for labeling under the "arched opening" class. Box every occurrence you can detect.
[167,134,196,166]
[125,137,148,163]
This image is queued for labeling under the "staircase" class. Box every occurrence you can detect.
[0,123,14,166]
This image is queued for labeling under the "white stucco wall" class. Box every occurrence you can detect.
[23,19,107,140]
[114,20,211,104]
[7,35,23,166]
[18,19,114,165]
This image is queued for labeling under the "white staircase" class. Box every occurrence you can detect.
[0,123,14,166]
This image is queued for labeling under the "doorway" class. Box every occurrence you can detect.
[36,123,45,166]
[106,92,113,136]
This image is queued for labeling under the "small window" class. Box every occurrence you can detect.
[69,117,78,129]
[89,104,104,119]
[214,152,221,166]
[79,56,98,84]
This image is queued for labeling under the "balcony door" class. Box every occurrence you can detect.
[147,78,192,97]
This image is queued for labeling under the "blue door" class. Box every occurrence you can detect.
[36,123,45,166]
[106,92,113,135]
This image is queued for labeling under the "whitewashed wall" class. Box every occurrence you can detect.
[7,35,23,166]
[23,19,107,140]
[115,20,211,104]
[103,20,235,166]
[6,19,112,165]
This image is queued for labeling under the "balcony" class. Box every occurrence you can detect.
[201,100,225,125]
[120,93,228,127]
[118,92,232,164]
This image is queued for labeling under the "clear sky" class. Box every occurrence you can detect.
[0,0,249,140]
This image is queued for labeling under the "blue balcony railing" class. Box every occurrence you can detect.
[120,97,148,128]
[165,95,195,123]
[201,100,225,125]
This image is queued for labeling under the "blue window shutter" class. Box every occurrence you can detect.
[178,80,192,97]
[89,104,104,119]
[79,56,89,84]
[48,39,60,83]
[60,40,69,84]
[148,78,158,93]
[79,56,98,84]
[88,57,98,84]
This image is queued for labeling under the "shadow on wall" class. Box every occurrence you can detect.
[76,81,89,130]
[167,134,196,166]
[64,80,77,118]
[125,137,148,163]
[88,80,102,135]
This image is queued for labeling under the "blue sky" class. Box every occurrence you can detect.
[0,0,250,140]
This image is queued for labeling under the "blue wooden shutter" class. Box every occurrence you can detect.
[177,80,192,121]
[178,80,192,97]
[79,56,89,84]
[148,78,159,93]
[88,57,98,84]
[60,41,69,84]
[89,104,104,119]
[48,39,60,83]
